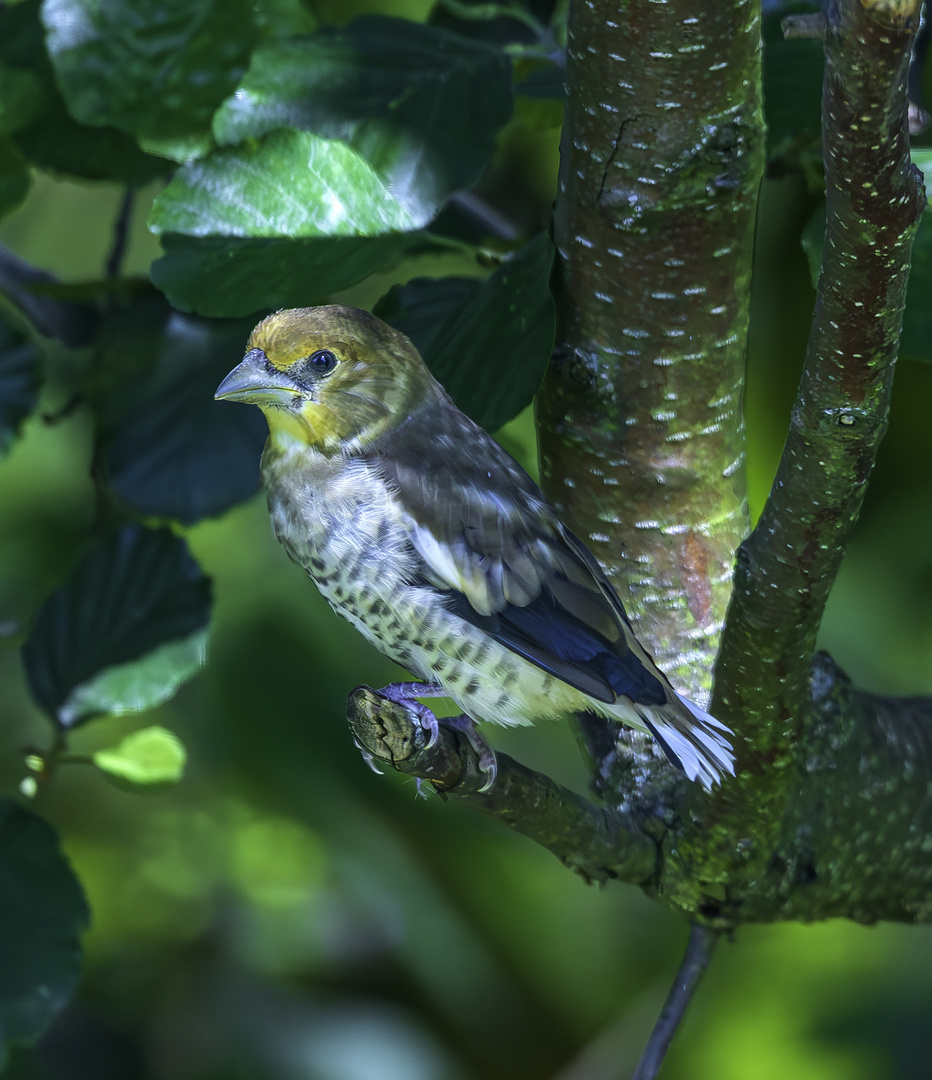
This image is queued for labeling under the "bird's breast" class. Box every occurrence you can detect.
[262,443,412,590]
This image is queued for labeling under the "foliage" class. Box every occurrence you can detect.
[0,0,930,1076]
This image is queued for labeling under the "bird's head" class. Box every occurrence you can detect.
[215,305,442,452]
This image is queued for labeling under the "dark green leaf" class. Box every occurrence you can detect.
[515,64,565,100]
[212,16,513,215]
[376,232,555,431]
[13,99,173,185]
[0,800,89,1057]
[0,139,30,221]
[91,291,267,523]
[0,63,43,135]
[41,0,259,161]
[763,2,823,169]
[0,318,40,456]
[0,246,100,348]
[151,231,421,317]
[373,275,481,356]
[0,0,171,184]
[21,525,212,727]
[902,213,932,365]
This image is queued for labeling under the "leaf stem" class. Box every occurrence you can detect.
[105,188,135,281]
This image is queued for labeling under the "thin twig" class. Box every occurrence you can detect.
[105,188,135,280]
[630,925,718,1080]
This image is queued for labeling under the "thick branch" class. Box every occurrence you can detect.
[537,0,762,706]
[659,656,932,927]
[346,687,657,886]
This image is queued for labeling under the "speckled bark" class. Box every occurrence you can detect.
[678,0,927,910]
[536,0,762,705]
[351,0,932,937]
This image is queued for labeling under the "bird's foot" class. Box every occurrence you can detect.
[379,681,445,747]
[380,681,445,701]
[442,714,497,793]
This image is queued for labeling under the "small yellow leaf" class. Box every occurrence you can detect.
[93,726,186,788]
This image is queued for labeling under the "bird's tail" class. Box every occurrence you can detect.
[637,696,735,791]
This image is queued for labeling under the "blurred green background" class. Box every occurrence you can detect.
[2,9,932,1079]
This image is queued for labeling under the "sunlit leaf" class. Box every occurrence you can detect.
[149,129,420,238]
[93,725,187,787]
[41,0,259,162]
[0,317,39,456]
[212,16,512,217]
[0,0,170,183]
[21,525,212,728]
[0,800,89,1058]
[375,232,555,431]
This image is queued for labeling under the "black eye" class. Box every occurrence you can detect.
[308,349,338,375]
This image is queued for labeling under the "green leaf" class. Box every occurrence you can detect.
[762,2,823,170]
[0,800,89,1058]
[91,292,268,523]
[0,63,43,135]
[212,16,513,216]
[373,275,481,355]
[150,231,422,317]
[21,525,212,727]
[13,99,174,185]
[41,0,259,162]
[375,232,555,431]
[902,217,932,365]
[0,139,30,220]
[0,0,171,184]
[92,725,187,786]
[0,317,40,456]
[0,247,101,348]
[61,629,208,726]
[149,128,420,238]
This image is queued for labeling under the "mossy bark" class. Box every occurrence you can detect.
[351,0,932,936]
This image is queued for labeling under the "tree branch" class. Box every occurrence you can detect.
[631,925,718,1080]
[712,0,924,788]
[346,687,658,886]
[537,0,762,710]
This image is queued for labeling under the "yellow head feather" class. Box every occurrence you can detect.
[219,305,444,452]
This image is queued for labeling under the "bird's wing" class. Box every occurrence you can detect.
[371,405,669,707]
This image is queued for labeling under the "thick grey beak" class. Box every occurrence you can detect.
[215,348,302,406]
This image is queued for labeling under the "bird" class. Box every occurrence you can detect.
[215,304,734,790]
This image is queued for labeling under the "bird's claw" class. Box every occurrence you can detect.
[377,681,442,747]
[352,736,385,776]
[442,714,497,793]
